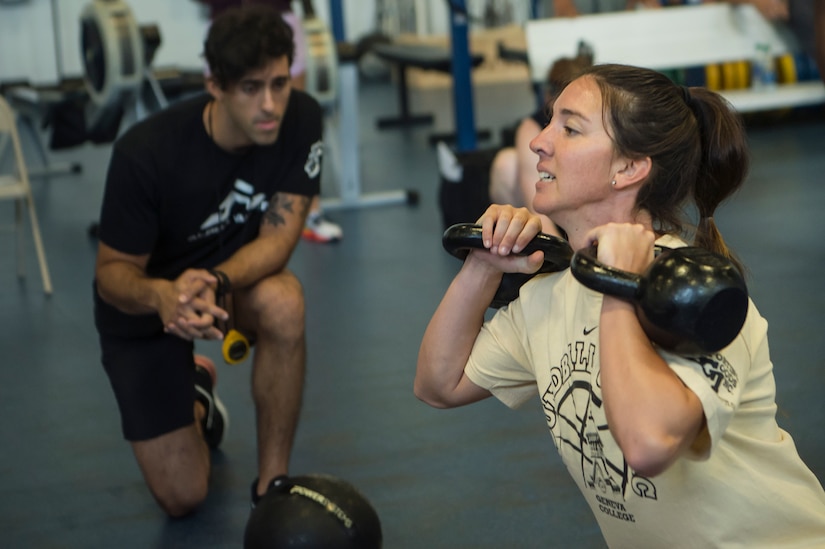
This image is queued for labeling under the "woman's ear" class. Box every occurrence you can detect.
[613,156,652,189]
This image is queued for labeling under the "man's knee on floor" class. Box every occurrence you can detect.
[151,477,209,518]
[132,426,211,518]
[140,448,210,518]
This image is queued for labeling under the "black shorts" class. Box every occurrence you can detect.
[99,330,197,441]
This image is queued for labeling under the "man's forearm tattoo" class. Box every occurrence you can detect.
[264,193,311,227]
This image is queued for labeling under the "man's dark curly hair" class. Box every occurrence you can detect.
[203,5,295,90]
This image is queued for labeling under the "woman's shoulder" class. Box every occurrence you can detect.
[656,233,688,248]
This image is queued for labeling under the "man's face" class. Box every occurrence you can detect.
[210,55,292,149]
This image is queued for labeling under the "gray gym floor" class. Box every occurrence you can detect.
[1,76,823,548]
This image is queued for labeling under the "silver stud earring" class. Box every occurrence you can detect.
[611,180,617,187]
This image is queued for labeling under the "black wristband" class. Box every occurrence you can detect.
[208,269,231,297]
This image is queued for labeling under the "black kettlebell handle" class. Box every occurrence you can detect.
[442,223,573,274]
[567,244,667,300]
[442,223,573,308]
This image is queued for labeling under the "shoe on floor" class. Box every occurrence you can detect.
[194,354,229,449]
[250,475,290,509]
[302,212,342,243]
[436,140,463,182]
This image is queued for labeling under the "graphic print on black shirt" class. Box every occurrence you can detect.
[189,179,268,243]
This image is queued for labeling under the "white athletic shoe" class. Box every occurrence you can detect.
[302,212,343,243]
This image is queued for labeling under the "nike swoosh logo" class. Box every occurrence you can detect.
[583,326,597,336]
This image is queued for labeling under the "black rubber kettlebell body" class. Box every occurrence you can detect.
[571,246,749,355]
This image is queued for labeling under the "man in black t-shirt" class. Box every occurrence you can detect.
[93,5,321,517]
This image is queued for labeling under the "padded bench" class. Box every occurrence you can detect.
[371,42,485,129]
[524,4,825,113]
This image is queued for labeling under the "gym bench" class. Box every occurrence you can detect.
[371,42,485,129]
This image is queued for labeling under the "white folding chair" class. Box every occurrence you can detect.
[0,95,53,295]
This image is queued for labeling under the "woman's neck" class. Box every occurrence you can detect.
[561,208,654,252]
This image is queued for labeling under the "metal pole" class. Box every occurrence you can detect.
[320,0,417,210]
[328,0,345,42]
[447,0,477,152]
[531,0,541,19]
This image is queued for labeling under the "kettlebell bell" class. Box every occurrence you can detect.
[570,245,749,355]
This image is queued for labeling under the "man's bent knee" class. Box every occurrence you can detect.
[238,271,305,339]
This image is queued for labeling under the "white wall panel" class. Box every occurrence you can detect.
[0,0,60,85]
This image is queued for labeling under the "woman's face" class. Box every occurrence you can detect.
[529,76,621,229]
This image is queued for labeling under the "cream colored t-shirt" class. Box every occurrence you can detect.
[465,239,825,548]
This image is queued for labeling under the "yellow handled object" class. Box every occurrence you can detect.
[223,329,250,365]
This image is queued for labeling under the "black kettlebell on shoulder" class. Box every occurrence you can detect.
[570,245,749,355]
[442,223,573,308]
